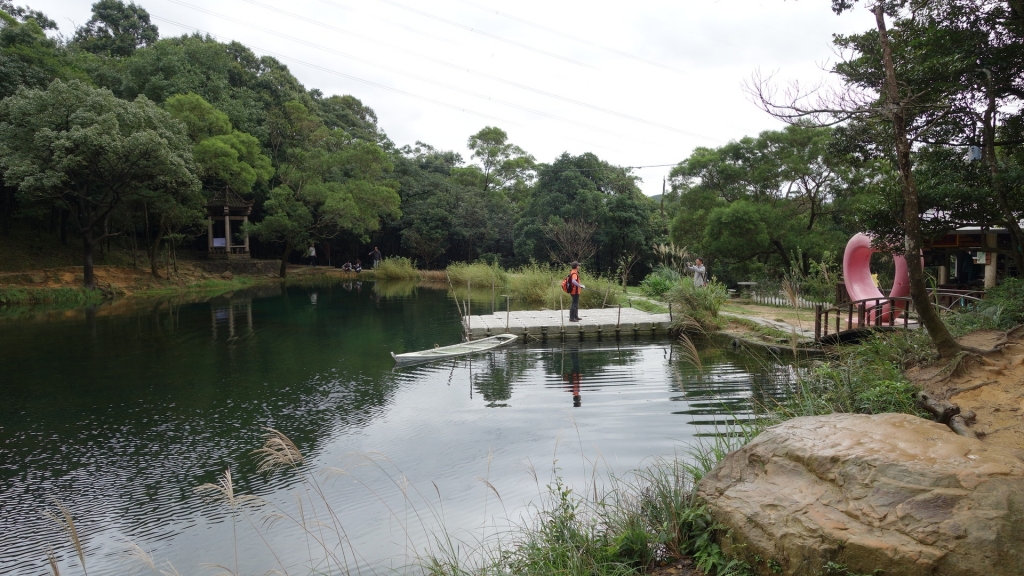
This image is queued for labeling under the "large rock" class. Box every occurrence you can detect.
[696,413,1024,576]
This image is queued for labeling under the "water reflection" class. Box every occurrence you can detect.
[563,346,582,407]
[211,298,254,340]
[0,282,797,576]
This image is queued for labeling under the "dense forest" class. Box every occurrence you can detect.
[1,0,1022,290]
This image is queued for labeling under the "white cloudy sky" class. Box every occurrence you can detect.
[30,0,876,195]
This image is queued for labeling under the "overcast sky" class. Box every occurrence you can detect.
[30,0,877,195]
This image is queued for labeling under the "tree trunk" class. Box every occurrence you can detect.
[875,6,961,358]
[980,69,1024,275]
[82,231,96,289]
[59,209,69,246]
[279,239,291,278]
[148,218,164,279]
[771,239,793,271]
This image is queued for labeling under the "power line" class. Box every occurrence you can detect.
[166,0,639,141]
[183,0,722,142]
[317,1,716,141]
[373,0,594,68]
[149,16,630,155]
[456,0,689,77]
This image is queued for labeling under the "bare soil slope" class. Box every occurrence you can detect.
[906,326,1024,453]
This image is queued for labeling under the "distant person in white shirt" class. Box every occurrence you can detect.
[307,244,317,267]
[687,258,707,287]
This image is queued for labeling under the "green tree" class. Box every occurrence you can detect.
[247,101,400,277]
[0,80,199,288]
[667,125,851,281]
[467,126,535,195]
[754,0,1024,356]
[73,0,158,58]
[156,93,272,277]
[515,152,656,272]
[0,5,76,100]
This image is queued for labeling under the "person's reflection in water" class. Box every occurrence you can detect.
[563,346,582,407]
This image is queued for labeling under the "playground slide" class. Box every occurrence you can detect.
[842,233,909,324]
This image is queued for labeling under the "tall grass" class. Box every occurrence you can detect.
[664,279,728,333]
[448,263,621,309]
[760,330,930,422]
[447,262,509,288]
[375,257,420,281]
[0,286,105,307]
[421,425,760,576]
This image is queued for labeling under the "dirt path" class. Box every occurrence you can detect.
[906,327,1024,453]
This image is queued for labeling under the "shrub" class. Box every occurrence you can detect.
[509,263,560,306]
[374,257,419,281]
[578,276,621,308]
[639,266,680,298]
[977,278,1024,329]
[447,262,509,288]
[664,278,728,332]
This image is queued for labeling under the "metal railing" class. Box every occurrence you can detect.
[814,290,984,341]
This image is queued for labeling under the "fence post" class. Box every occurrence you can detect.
[857,302,866,328]
[814,304,821,340]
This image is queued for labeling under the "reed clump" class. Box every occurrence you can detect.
[664,278,728,333]
[374,257,420,281]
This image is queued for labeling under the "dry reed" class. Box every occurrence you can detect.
[253,427,306,476]
[676,334,704,373]
[43,498,87,576]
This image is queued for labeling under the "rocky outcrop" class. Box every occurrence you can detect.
[696,413,1024,576]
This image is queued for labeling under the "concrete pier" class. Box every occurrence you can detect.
[464,307,673,340]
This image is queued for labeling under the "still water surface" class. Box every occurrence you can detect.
[0,281,795,575]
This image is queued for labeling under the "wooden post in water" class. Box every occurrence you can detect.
[559,291,565,340]
[491,279,495,313]
[505,295,511,333]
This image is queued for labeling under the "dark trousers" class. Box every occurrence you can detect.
[570,293,580,320]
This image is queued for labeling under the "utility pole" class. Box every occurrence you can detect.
[660,176,665,215]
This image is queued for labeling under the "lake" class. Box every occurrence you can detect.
[0,280,796,576]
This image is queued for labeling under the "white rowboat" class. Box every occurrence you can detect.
[391,334,518,366]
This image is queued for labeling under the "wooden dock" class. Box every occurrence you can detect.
[463,307,673,340]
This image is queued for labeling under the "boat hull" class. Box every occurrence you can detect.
[391,334,518,366]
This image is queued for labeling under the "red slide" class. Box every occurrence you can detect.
[842,233,910,324]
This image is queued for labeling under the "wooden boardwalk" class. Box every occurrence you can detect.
[463,307,673,340]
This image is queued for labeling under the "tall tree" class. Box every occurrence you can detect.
[247,100,400,277]
[0,80,199,288]
[747,1,1024,356]
[467,126,535,194]
[667,125,851,281]
[73,0,158,58]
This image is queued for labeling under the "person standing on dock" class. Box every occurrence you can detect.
[568,261,586,322]
[687,258,707,287]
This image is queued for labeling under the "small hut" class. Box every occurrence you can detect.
[206,190,253,259]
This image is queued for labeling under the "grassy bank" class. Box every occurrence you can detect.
[0,286,107,307]
[447,262,622,309]
[133,277,260,297]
